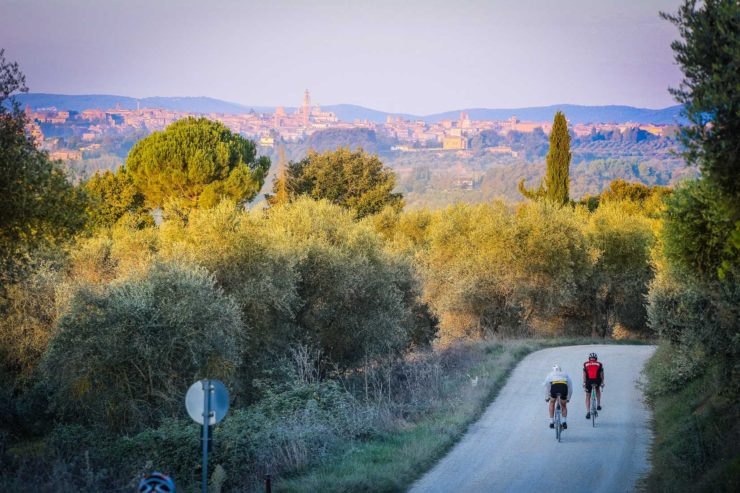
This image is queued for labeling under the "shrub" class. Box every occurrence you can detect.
[259,198,421,367]
[41,262,243,432]
[585,201,656,335]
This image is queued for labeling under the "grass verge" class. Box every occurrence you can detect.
[276,337,650,493]
[642,343,740,493]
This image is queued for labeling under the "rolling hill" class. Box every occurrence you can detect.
[14,93,685,124]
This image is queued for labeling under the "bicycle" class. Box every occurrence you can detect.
[553,393,564,442]
[589,385,598,427]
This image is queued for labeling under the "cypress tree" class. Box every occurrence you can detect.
[545,111,571,205]
[274,145,290,205]
[518,111,571,205]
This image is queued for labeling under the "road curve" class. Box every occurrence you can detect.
[409,344,656,493]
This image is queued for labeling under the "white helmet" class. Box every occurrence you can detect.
[552,364,561,372]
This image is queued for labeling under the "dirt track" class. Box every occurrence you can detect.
[409,344,656,493]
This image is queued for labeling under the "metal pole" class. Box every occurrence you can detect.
[201,379,211,493]
[265,474,272,493]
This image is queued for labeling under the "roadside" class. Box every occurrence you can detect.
[642,344,740,492]
[276,338,653,493]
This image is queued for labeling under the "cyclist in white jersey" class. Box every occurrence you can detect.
[544,364,573,429]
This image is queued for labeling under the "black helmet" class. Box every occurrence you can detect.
[588,352,598,360]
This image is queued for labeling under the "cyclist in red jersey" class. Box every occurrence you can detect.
[583,352,604,419]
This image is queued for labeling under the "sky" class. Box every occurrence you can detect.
[0,0,685,115]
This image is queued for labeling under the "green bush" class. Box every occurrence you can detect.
[585,201,655,335]
[41,262,243,432]
[260,198,425,367]
[32,380,374,492]
[419,201,595,340]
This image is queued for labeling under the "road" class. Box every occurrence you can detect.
[409,344,656,493]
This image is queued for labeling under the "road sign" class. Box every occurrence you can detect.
[185,379,229,425]
[186,379,230,493]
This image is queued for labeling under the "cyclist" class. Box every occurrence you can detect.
[544,364,572,429]
[583,352,604,419]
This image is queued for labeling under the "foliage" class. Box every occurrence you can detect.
[644,345,740,492]
[644,3,740,490]
[580,178,672,217]
[257,198,427,366]
[126,117,270,209]
[519,111,571,204]
[67,199,433,398]
[0,50,85,270]
[648,0,740,368]
[662,0,740,198]
[417,201,601,341]
[660,0,740,283]
[273,148,404,218]
[266,145,290,206]
[82,168,152,231]
[585,202,655,335]
[544,111,572,204]
[662,180,738,280]
[40,262,243,432]
[0,260,65,391]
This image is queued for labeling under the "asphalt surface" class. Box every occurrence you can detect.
[409,344,656,493]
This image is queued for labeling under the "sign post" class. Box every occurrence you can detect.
[201,380,211,493]
[186,379,229,493]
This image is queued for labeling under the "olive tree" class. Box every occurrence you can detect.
[41,262,243,432]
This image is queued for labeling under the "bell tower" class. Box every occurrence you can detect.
[302,89,311,125]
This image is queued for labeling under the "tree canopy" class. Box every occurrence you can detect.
[519,111,571,205]
[0,49,84,270]
[125,117,270,209]
[269,147,403,218]
[82,168,151,230]
[660,0,739,281]
[662,0,740,198]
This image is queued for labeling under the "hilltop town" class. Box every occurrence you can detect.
[25,90,678,162]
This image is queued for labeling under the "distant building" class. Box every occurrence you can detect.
[443,135,468,150]
[49,150,82,161]
[303,89,311,126]
[486,145,518,157]
[259,135,275,148]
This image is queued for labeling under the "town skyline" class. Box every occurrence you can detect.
[23,88,681,168]
[15,89,685,125]
[1,0,684,114]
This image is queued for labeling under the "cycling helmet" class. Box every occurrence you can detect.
[588,352,598,360]
[552,364,561,372]
[138,472,176,493]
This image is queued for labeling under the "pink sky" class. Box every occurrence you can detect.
[0,0,684,114]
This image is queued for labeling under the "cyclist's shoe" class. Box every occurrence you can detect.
[597,405,602,411]
[549,422,554,429]
[586,412,591,419]
[562,422,568,430]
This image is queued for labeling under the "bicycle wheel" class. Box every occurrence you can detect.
[592,388,598,427]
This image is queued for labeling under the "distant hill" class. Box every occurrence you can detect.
[14,93,685,124]
[424,105,686,125]
[13,93,271,114]
[322,104,417,123]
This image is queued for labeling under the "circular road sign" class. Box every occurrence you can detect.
[185,379,230,425]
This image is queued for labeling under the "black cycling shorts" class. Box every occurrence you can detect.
[550,383,568,400]
[585,378,602,392]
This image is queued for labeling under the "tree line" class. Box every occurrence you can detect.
[0,1,737,487]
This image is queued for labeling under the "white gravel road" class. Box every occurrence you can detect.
[409,344,656,493]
